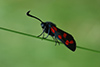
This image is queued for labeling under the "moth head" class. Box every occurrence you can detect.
[41,22,46,28]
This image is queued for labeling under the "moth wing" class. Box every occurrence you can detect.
[56,28,76,51]
[50,26,76,51]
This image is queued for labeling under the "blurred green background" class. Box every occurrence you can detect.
[0,0,100,67]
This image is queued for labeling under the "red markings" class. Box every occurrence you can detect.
[58,35,62,39]
[63,33,67,38]
[65,40,74,45]
[50,28,55,33]
[70,40,74,44]
[52,26,57,31]
[65,40,69,45]
[50,26,57,33]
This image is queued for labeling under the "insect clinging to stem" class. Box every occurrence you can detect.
[26,10,76,51]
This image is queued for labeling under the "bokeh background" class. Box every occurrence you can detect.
[0,0,100,67]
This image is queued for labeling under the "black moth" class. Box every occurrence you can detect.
[26,11,76,51]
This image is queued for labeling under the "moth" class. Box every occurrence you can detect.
[26,11,76,51]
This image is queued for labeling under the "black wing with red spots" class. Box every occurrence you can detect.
[50,26,76,51]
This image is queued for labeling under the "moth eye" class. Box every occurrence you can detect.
[41,24,43,26]
[41,24,44,28]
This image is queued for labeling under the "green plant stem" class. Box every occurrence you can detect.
[0,27,100,53]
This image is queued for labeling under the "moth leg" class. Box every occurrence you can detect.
[41,33,45,40]
[37,26,46,37]
[56,37,60,45]
[52,36,60,46]
[42,33,45,38]
[55,37,60,45]
[52,37,58,46]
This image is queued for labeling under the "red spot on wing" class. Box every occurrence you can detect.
[52,26,57,31]
[69,40,74,44]
[65,40,74,45]
[65,40,69,45]
[58,35,62,39]
[50,28,55,33]
[50,26,57,33]
[63,33,67,38]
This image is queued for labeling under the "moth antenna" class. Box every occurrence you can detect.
[26,10,44,23]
